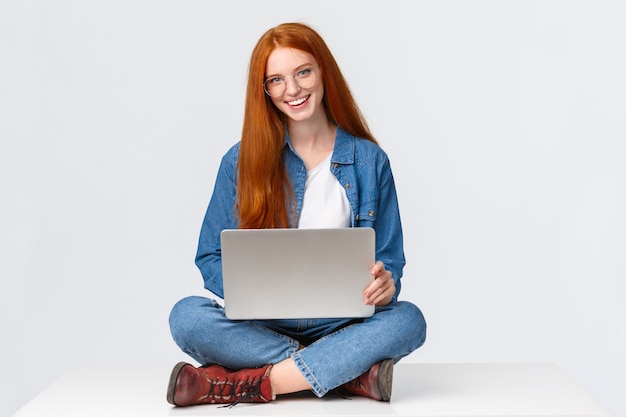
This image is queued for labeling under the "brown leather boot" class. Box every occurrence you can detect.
[339,359,393,401]
[166,362,274,407]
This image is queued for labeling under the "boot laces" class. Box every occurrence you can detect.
[210,375,264,408]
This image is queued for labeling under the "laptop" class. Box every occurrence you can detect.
[220,227,376,320]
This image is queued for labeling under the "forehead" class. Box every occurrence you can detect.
[266,47,316,75]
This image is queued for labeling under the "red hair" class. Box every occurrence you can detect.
[237,22,377,229]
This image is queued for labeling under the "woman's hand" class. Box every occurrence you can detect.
[364,261,396,306]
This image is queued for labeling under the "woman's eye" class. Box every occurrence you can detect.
[296,69,311,78]
[267,77,283,85]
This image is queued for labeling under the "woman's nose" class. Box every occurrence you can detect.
[284,77,300,95]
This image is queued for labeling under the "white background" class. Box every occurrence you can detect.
[1,1,625,416]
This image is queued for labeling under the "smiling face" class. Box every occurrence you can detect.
[265,47,325,124]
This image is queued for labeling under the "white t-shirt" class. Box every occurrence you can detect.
[298,153,351,229]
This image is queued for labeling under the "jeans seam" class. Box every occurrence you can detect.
[291,351,326,397]
[247,320,301,356]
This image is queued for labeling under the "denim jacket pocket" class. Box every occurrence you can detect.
[355,203,378,227]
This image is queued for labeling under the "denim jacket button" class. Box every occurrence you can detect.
[333,163,339,169]
[355,214,360,220]
[369,210,375,217]
[345,183,350,189]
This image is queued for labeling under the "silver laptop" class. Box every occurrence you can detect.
[221,227,376,320]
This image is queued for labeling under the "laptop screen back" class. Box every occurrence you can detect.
[221,227,375,320]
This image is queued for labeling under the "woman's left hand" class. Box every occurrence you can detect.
[364,261,396,306]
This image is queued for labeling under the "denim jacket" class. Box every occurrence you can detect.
[195,127,406,302]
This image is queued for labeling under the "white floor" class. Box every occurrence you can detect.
[12,363,614,417]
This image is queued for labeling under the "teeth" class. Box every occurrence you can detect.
[288,96,308,106]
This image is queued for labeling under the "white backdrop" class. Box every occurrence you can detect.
[1,1,625,416]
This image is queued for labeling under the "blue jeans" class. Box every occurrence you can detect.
[169,296,426,397]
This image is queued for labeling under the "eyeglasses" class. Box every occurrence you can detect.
[263,67,318,97]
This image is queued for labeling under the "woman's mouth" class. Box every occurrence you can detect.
[287,95,310,107]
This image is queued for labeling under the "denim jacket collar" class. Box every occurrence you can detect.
[284,127,355,165]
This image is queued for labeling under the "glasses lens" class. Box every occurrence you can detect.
[264,78,282,97]
[264,69,317,97]
[295,69,316,89]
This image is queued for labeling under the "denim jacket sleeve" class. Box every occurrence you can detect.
[194,143,240,299]
[347,140,406,302]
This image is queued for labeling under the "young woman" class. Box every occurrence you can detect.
[167,22,427,407]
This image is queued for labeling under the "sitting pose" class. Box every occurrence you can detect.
[167,22,427,407]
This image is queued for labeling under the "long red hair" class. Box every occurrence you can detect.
[237,22,377,229]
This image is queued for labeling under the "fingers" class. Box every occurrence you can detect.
[370,261,385,278]
[364,281,394,306]
[364,262,395,306]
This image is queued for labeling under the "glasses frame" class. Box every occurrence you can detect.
[263,67,318,97]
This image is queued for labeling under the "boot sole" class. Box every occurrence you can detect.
[166,362,190,405]
[378,359,394,401]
